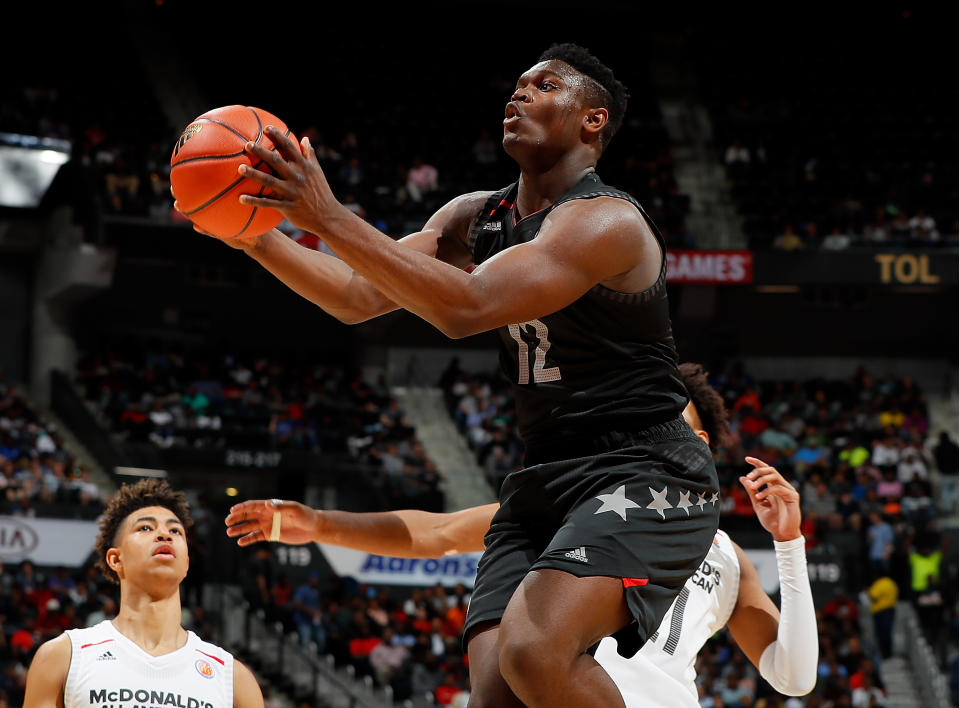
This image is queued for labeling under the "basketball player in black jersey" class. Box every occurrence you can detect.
[185,43,720,708]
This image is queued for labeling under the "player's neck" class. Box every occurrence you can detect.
[113,585,187,655]
[515,158,596,218]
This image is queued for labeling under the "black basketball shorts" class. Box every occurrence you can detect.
[462,416,720,659]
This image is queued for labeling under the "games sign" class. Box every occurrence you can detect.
[666,250,754,285]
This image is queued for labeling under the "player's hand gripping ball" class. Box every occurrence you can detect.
[169,105,296,239]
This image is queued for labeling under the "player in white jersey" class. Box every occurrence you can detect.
[24,478,263,708]
[225,363,818,706]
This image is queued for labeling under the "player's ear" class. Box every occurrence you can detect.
[697,430,710,447]
[583,107,608,135]
[106,548,122,574]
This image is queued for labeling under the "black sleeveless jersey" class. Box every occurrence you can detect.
[468,172,687,448]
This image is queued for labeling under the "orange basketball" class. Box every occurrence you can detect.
[169,105,297,239]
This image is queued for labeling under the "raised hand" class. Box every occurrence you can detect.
[224,499,320,547]
[739,457,802,542]
[237,127,341,234]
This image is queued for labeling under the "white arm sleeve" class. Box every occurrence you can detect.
[758,536,819,695]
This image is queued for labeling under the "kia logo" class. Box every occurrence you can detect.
[0,518,39,557]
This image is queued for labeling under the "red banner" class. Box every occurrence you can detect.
[666,250,753,284]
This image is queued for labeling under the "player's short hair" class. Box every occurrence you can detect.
[94,478,193,584]
[537,42,629,153]
[679,362,730,452]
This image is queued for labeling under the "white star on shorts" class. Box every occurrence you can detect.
[676,490,693,515]
[647,486,674,519]
[594,485,640,522]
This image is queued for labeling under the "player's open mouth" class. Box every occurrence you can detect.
[153,545,175,558]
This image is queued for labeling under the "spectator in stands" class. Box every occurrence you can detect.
[724,138,751,181]
[866,512,894,578]
[900,481,934,526]
[772,224,805,250]
[907,208,939,244]
[472,127,499,166]
[908,530,943,615]
[871,436,900,474]
[896,445,928,484]
[934,431,959,513]
[292,571,327,652]
[850,672,886,707]
[337,156,365,190]
[821,226,853,251]
[434,671,469,707]
[793,435,830,475]
[865,571,898,659]
[934,431,959,476]
[369,627,410,688]
[405,155,438,203]
[84,596,116,627]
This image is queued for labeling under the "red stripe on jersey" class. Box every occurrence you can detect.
[80,639,115,649]
[196,648,225,665]
[490,199,513,217]
[622,578,649,588]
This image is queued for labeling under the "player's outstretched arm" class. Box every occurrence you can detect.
[726,458,817,696]
[225,500,496,558]
[233,659,264,708]
[176,184,482,325]
[239,128,656,338]
[23,633,70,708]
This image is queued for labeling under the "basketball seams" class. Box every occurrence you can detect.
[238,106,266,237]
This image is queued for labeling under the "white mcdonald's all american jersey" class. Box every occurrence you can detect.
[595,529,741,708]
[64,621,234,708]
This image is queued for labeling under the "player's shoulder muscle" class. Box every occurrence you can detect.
[423,190,496,266]
[233,658,265,708]
[546,195,652,251]
[24,632,71,707]
[429,191,496,234]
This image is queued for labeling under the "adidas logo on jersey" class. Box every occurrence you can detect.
[564,546,589,563]
[96,650,117,661]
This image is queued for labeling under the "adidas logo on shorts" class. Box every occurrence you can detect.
[564,546,589,563]
[97,650,117,661]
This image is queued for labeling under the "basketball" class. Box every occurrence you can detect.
[169,105,297,239]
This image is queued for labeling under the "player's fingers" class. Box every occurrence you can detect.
[243,140,279,163]
[239,194,289,209]
[756,484,799,502]
[744,456,769,469]
[225,520,259,537]
[745,463,786,483]
[264,126,302,161]
[191,224,220,238]
[303,136,320,166]
[236,529,267,547]
[739,475,763,499]
[748,470,791,489]
[744,466,776,482]
[238,163,285,191]
[743,470,779,486]
[230,499,270,514]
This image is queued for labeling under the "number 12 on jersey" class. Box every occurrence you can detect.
[507,319,562,384]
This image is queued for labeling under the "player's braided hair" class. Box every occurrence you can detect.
[537,42,629,152]
[94,478,193,584]
[679,362,730,452]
